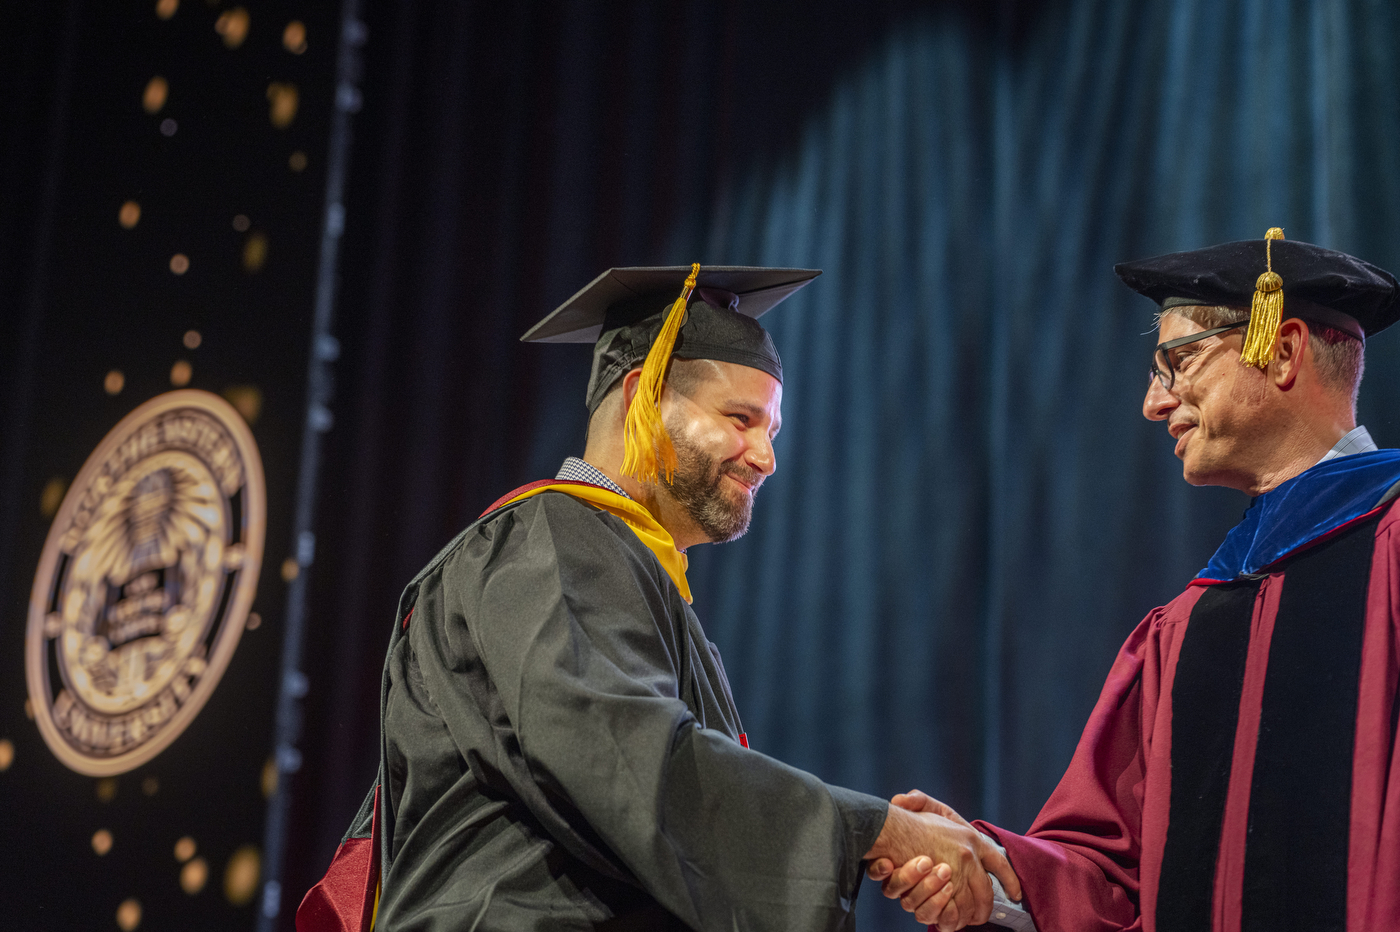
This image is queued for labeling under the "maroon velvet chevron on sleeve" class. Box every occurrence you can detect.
[296,785,380,932]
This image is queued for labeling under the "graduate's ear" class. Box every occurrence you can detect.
[620,368,645,421]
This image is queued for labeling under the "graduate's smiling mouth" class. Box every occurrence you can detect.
[722,472,757,495]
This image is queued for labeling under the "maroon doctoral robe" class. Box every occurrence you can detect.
[975,499,1400,932]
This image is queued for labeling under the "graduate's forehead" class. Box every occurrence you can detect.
[676,359,782,423]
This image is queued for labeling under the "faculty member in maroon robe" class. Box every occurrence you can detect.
[873,229,1400,932]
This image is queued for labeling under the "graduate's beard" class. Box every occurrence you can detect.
[662,427,761,544]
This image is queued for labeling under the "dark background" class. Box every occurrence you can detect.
[5,1,1400,930]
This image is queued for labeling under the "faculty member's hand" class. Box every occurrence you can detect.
[866,789,1022,931]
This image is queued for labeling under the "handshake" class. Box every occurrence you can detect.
[864,790,1024,932]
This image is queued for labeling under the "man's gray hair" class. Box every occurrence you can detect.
[1157,304,1365,409]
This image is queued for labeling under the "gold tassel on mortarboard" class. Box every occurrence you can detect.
[1240,227,1285,368]
[621,262,701,484]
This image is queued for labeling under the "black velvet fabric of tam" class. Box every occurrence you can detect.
[1115,238,1400,339]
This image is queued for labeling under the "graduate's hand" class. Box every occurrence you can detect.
[864,795,1009,930]
[866,790,1023,931]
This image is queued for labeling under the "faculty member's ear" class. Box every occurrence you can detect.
[1269,318,1310,391]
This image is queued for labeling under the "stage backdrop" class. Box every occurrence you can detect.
[0,1,337,930]
[7,2,1400,932]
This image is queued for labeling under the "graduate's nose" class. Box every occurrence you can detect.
[747,432,776,477]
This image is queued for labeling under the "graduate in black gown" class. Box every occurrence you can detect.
[298,266,1021,932]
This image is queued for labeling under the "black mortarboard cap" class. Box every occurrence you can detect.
[522,265,821,412]
[1115,235,1400,344]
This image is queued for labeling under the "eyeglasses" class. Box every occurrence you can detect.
[1149,321,1250,392]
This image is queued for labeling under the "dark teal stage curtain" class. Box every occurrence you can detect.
[679,0,1400,890]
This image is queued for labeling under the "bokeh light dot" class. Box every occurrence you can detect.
[119,201,141,229]
[169,253,189,275]
[215,7,250,48]
[92,829,113,856]
[283,20,307,54]
[0,738,13,770]
[160,118,178,137]
[181,856,209,894]
[170,360,192,387]
[104,369,125,395]
[223,385,264,423]
[96,777,118,802]
[224,846,261,906]
[40,477,67,518]
[289,150,308,172]
[281,557,299,582]
[261,756,278,798]
[142,76,167,114]
[243,232,268,272]
[183,329,202,349]
[246,611,262,630]
[116,898,141,931]
[142,776,159,796]
[267,82,299,129]
[155,0,178,19]
[232,213,251,232]
[174,836,196,862]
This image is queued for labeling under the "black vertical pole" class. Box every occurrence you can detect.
[256,1,365,928]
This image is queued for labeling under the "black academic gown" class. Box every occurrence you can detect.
[375,490,886,931]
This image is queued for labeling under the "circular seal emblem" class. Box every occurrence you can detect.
[26,390,266,776]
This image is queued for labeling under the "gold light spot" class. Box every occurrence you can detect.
[283,20,307,54]
[281,557,299,583]
[116,897,142,931]
[119,201,141,229]
[260,756,278,798]
[232,213,251,232]
[104,369,125,395]
[266,82,299,129]
[223,385,263,424]
[0,738,13,770]
[142,776,159,796]
[181,856,209,894]
[170,253,190,275]
[288,150,308,172]
[174,836,197,862]
[245,611,262,631]
[183,329,202,349]
[40,477,67,518]
[155,0,178,19]
[215,7,249,48]
[23,699,34,720]
[92,829,113,855]
[143,76,168,114]
[170,360,192,387]
[243,232,268,272]
[224,846,261,906]
[96,777,118,802]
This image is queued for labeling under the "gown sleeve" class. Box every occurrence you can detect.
[974,616,1161,932]
[411,493,887,932]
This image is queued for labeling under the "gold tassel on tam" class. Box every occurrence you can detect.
[1240,227,1286,368]
[621,262,701,483]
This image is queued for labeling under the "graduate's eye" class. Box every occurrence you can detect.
[728,413,751,428]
